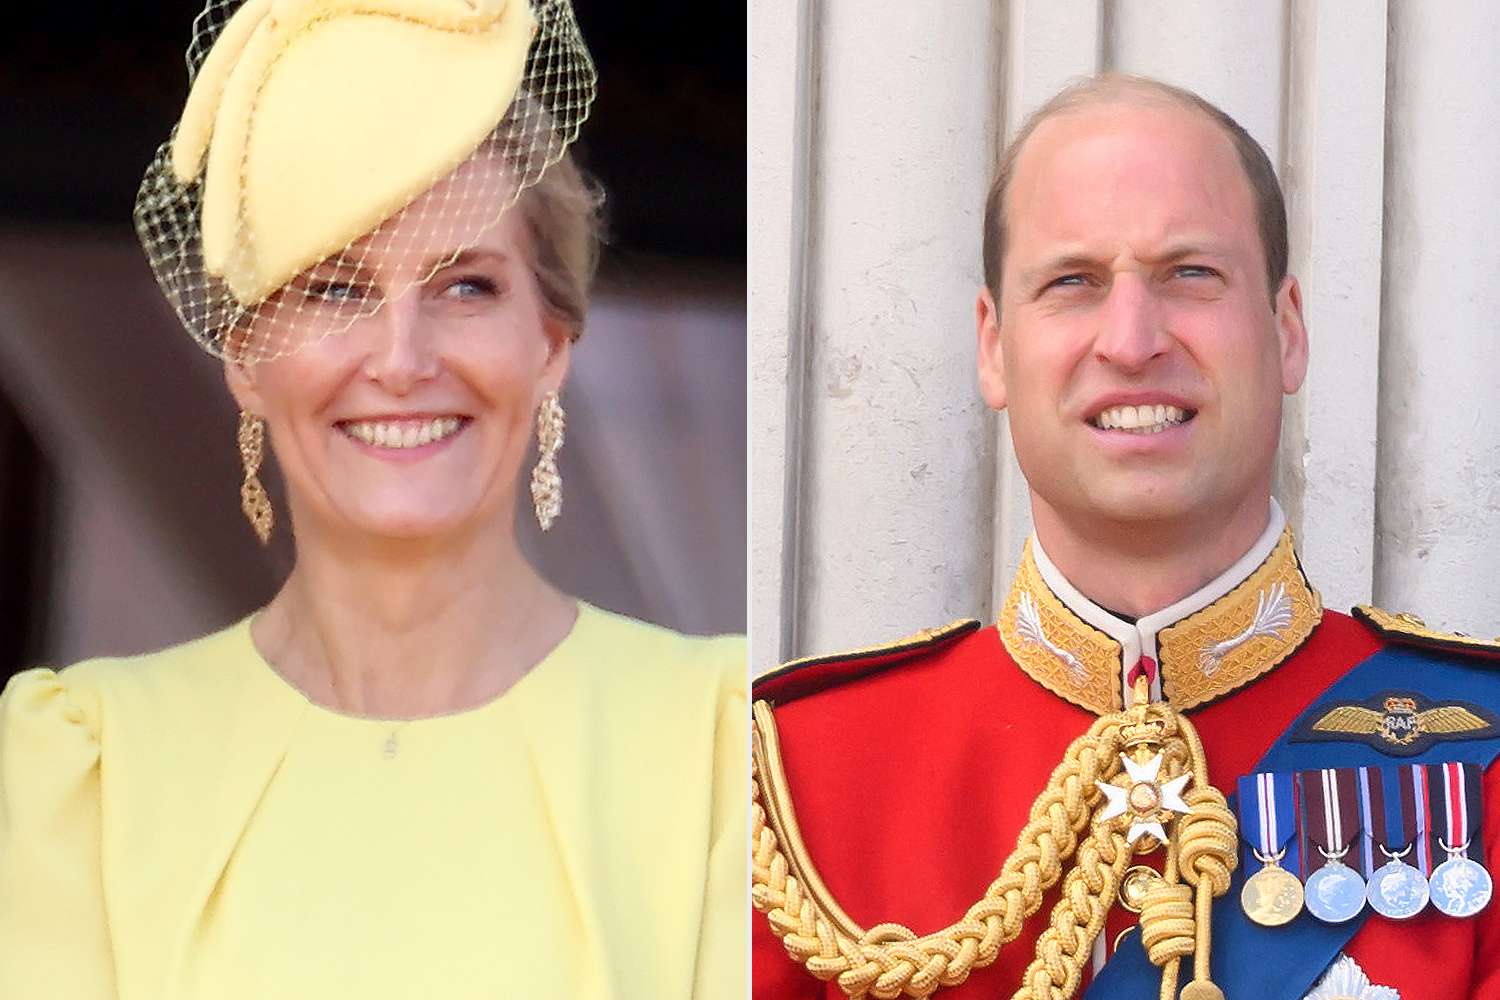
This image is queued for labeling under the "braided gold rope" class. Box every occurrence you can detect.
[752,700,1124,998]
[1009,822,1133,1000]
[751,681,1239,1000]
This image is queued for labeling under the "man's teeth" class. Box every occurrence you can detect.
[340,416,464,449]
[1093,404,1191,434]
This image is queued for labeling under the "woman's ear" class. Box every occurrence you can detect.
[223,358,265,415]
[539,325,573,397]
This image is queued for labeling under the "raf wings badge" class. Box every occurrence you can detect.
[1291,691,1500,757]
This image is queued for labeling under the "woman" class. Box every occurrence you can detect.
[0,1,746,998]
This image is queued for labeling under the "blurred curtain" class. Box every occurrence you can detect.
[0,386,51,672]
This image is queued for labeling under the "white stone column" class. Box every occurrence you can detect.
[749,0,815,669]
[1106,1,1286,165]
[790,0,1001,657]
[1375,3,1500,633]
[1283,2,1387,616]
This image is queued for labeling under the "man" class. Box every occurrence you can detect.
[751,76,1500,1000]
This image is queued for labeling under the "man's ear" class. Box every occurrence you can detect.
[1274,274,1309,395]
[976,286,1008,411]
[224,359,265,415]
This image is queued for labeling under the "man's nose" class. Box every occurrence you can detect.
[361,290,438,392]
[1093,273,1169,371]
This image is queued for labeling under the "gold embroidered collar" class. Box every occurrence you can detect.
[998,502,1322,714]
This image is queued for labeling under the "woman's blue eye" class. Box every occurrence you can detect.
[440,275,502,299]
[305,280,368,302]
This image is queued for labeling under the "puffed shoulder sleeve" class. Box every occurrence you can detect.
[0,668,118,999]
[693,637,748,999]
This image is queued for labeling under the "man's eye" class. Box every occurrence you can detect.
[1048,274,1089,289]
[1174,265,1219,279]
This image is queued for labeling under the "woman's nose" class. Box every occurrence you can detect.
[361,292,439,392]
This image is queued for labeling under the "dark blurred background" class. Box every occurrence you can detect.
[0,1,746,682]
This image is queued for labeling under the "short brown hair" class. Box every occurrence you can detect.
[981,74,1287,303]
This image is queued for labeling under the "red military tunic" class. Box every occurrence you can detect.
[752,516,1500,999]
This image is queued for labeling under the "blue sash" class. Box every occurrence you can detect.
[1084,645,1500,1000]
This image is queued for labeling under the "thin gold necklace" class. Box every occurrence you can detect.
[334,585,555,759]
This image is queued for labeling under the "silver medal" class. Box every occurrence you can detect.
[1366,858,1430,919]
[1304,859,1367,923]
[1429,855,1493,917]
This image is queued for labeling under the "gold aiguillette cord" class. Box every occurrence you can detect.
[751,677,1239,1000]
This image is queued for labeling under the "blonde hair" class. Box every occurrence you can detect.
[518,150,605,341]
[982,74,1287,304]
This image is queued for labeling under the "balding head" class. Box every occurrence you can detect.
[982,75,1287,305]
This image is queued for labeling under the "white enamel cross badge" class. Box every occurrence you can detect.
[1096,751,1193,845]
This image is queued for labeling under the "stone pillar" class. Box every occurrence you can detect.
[1375,3,1500,631]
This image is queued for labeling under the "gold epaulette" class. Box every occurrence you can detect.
[1353,604,1500,661]
[754,618,981,705]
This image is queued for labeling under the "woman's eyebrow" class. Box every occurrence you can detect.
[297,260,373,286]
[425,248,511,273]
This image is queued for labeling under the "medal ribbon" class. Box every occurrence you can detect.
[1428,760,1483,857]
[1403,763,1433,875]
[1298,767,1361,860]
[1237,771,1298,872]
[1357,766,1378,877]
[1373,764,1430,874]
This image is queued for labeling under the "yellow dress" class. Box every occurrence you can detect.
[0,603,746,1000]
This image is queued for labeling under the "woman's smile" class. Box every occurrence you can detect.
[335,414,472,455]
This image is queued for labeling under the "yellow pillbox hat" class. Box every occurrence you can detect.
[169,0,536,306]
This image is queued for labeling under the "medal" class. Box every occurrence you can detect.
[1427,761,1493,917]
[1430,855,1492,917]
[1363,765,1430,919]
[1368,851,1430,919]
[1241,851,1304,926]
[1305,857,1365,923]
[1237,771,1303,925]
[1299,767,1366,923]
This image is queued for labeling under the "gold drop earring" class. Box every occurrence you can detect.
[530,390,565,531]
[238,410,274,545]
